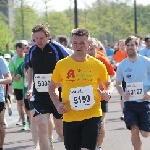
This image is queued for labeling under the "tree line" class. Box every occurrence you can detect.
[0,0,150,50]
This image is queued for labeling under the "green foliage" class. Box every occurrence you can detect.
[0,12,14,51]
[69,0,150,43]
[42,11,72,39]
[13,5,39,40]
[11,0,150,44]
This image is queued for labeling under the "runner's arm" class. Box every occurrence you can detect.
[116,80,124,96]
[48,80,60,106]
[0,72,12,84]
[103,79,114,94]
[49,80,68,114]
[98,79,113,101]
[27,67,33,91]
[110,75,116,82]
[116,80,130,100]
[9,59,15,80]
[0,58,12,84]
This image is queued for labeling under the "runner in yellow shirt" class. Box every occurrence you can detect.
[49,28,112,150]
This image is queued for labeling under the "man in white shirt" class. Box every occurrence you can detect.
[56,35,74,55]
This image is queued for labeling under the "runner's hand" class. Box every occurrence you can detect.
[122,92,130,100]
[56,101,68,114]
[98,89,111,101]
[26,90,32,99]
[143,92,150,100]
[13,74,21,82]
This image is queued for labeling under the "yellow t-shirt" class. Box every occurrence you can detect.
[51,55,109,122]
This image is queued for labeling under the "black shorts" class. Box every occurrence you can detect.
[101,101,108,113]
[63,117,101,150]
[0,102,5,113]
[5,84,8,100]
[121,79,126,100]
[29,100,34,110]
[33,94,62,119]
[24,99,30,111]
[5,84,11,103]
[14,89,23,100]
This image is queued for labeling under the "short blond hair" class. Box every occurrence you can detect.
[71,28,90,38]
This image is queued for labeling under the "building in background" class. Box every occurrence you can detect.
[0,0,14,28]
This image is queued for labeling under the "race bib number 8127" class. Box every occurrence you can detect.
[126,82,144,100]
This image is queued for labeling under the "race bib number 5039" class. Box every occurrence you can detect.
[34,74,52,92]
[69,85,95,110]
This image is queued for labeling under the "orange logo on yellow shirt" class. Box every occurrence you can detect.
[66,69,75,79]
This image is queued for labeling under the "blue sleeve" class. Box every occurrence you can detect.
[28,45,36,68]
[0,57,9,74]
[139,49,145,56]
[52,41,69,57]
[116,63,123,82]
[147,58,150,75]
[24,54,29,69]
[50,42,69,62]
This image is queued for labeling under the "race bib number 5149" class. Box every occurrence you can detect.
[69,85,95,110]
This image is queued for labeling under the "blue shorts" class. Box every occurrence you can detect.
[123,101,150,132]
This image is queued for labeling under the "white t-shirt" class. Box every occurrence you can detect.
[139,47,150,57]
[65,48,74,55]
[137,44,146,52]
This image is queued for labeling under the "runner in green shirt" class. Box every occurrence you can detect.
[8,42,25,130]
[15,61,30,130]
[9,56,24,89]
[15,62,26,103]
[2,44,14,57]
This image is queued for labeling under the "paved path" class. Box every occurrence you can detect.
[4,91,150,150]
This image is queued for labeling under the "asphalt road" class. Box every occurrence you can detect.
[4,90,150,150]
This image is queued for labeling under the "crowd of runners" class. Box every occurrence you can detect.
[0,23,150,150]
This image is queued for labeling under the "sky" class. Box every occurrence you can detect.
[24,0,150,12]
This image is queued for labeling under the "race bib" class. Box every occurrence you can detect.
[34,74,52,92]
[126,82,144,100]
[69,85,95,110]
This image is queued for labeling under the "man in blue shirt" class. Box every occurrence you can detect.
[106,44,114,61]
[116,36,150,150]
[139,36,150,57]
[0,57,12,150]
